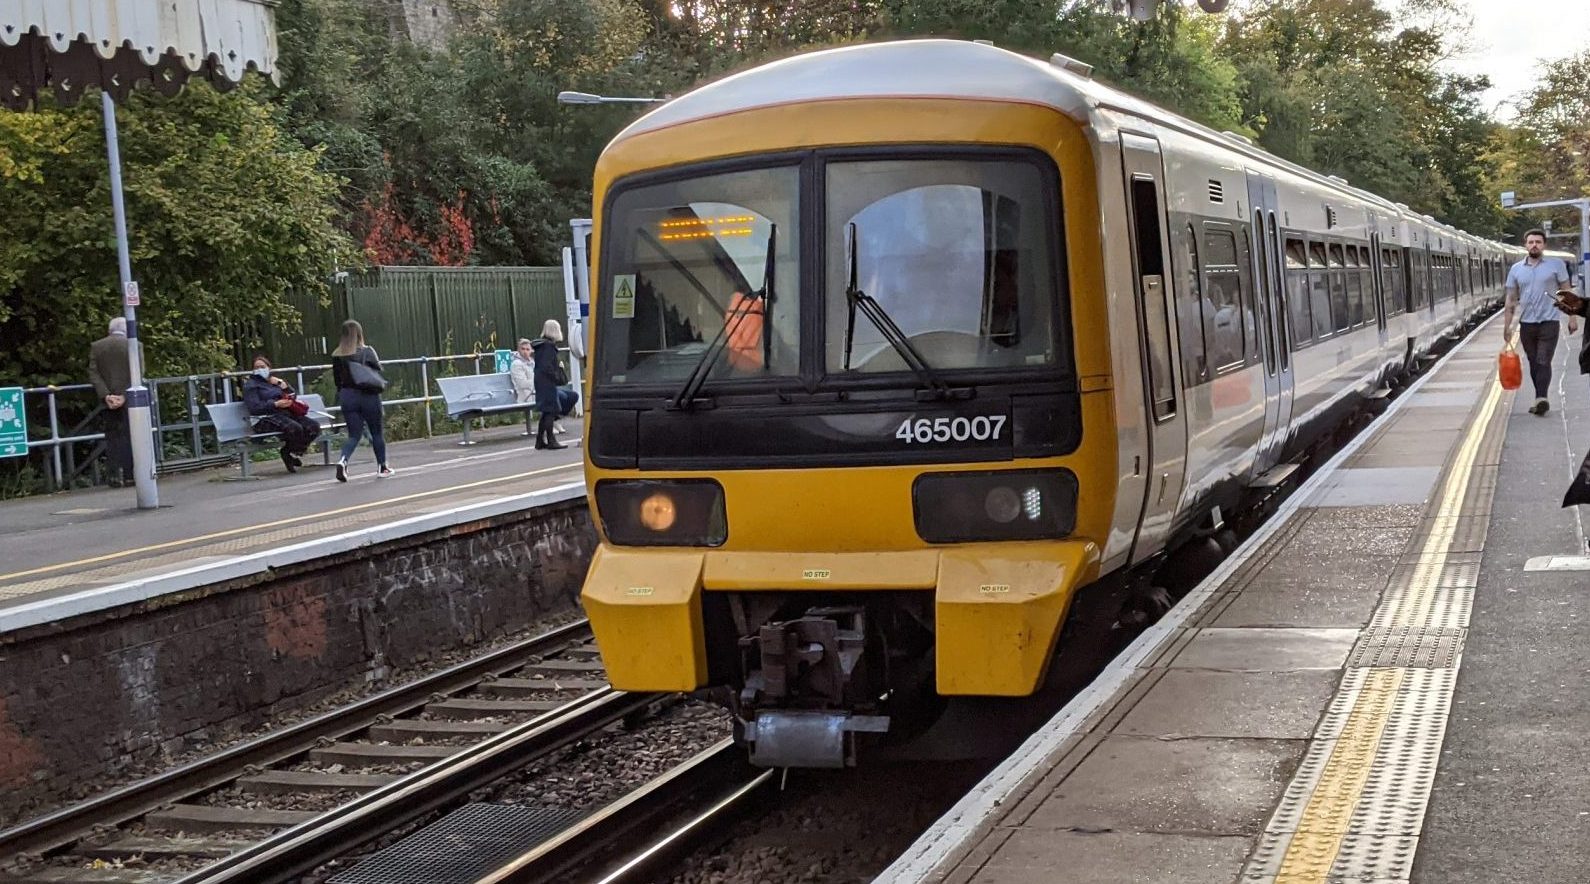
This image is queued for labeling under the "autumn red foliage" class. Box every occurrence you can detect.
[361,181,475,266]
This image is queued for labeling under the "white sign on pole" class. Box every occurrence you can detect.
[123,281,140,307]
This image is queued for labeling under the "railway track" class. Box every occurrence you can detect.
[471,741,772,884]
[0,620,641,884]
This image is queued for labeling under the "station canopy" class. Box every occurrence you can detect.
[0,0,278,110]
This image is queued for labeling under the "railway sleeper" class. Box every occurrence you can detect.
[144,802,316,833]
[424,697,565,719]
[77,834,248,862]
[234,769,398,795]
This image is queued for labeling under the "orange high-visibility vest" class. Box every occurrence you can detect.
[725,291,765,372]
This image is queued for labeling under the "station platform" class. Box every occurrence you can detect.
[0,425,584,635]
[883,314,1590,884]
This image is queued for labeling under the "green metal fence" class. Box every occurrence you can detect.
[253,266,566,367]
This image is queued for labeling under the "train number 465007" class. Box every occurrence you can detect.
[894,415,1008,444]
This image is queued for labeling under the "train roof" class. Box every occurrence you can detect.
[614,39,1506,250]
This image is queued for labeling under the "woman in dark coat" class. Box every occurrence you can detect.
[531,319,568,450]
[242,354,320,473]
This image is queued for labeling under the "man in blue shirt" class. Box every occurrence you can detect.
[1503,229,1577,415]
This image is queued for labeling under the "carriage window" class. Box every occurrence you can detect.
[1345,245,1365,327]
[823,158,1059,374]
[1286,237,1312,346]
[1308,241,1332,339]
[1201,226,1245,371]
[1130,177,1176,420]
[1327,243,1349,332]
[1180,224,1208,383]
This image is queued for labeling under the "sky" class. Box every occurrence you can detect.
[1371,0,1590,121]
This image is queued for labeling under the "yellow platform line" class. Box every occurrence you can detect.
[0,462,583,585]
[1268,376,1503,882]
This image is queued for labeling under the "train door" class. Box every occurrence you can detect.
[1121,133,1186,562]
[1245,169,1292,474]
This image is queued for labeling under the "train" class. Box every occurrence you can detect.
[573,39,1566,768]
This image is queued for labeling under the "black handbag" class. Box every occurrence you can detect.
[553,362,569,387]
[348,348,387,393]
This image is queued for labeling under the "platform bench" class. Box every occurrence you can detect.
[435,373,537,445]
[205,394,339,479]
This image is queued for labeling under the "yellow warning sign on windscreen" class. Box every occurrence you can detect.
[612,274,635,319]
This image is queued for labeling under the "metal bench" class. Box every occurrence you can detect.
[434,373,537,445]
[205,394,338,479]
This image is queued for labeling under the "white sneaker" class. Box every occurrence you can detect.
[554,421,567,435]
[335,459,348,483]
[377,464,395,478]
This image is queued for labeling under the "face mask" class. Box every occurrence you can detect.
[254,367,270,378]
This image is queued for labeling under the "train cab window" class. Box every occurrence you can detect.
[1286,237,1312,346]
[1308,240,1332,340]
[1345,245,1365,327]
[1327,243,1349,333]
[1129,177,1176,420]
[599,164,801,386]
[1179,224,1209,384]
[823,157,1060,375]
[1200,225,1245,372]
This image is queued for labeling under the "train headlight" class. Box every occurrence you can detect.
[595,480,727,547]
[913,469,1078,543]
[984,486,1022,523]
[640,492,677,531]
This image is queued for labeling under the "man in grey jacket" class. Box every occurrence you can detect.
[88,317,134,486]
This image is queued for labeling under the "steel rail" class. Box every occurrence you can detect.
[176,687,656,884]
[477,739,775,884]
[0,619,592,862]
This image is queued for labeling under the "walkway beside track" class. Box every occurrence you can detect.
[0,426,585,635]
[882,313,1590,883]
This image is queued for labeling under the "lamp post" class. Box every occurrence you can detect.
[556,91,666,106]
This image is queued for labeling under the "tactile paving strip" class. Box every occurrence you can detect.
[328,803,585,884]
[1347,627,1465,668]
[1240,359,1509,884]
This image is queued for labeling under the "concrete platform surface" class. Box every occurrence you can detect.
[0,425,585,632]
[881,313,1590,884]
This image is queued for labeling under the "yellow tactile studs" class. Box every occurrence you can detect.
[1244,373,1506,883]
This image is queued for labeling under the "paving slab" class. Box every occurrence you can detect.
[1116,670,1340,739]
[1213,581,1384,627]
[1021,736,1305,835]
[967,831,1252,884]
[1172,628,1358,670]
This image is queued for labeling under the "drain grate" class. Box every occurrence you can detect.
[328,803,586,884]
[1348,626,1465,668]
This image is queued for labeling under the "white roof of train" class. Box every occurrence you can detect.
[615,39,1507,251]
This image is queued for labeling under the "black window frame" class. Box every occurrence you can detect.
[592,145,1075,403]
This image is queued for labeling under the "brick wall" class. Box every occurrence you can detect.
[0,498,596,822]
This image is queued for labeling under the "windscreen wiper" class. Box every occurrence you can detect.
[842,223,954,400]
[670,225,775,410]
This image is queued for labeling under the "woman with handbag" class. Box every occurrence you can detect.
[530,319,572,450]
[243,354,321,473]
[330,320,394,480]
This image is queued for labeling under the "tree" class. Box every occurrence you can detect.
[0,83,359,385]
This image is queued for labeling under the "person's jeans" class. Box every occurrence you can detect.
[556,387,578,418]
[1519,320,1561,399]
[337,388,387,465]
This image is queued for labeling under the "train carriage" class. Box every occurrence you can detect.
[576,40,1513,768]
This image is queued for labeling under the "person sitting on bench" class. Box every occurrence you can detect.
[243,354,321,473]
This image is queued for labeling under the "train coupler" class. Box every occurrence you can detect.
[743,710,890,768]
[737,607,889,767]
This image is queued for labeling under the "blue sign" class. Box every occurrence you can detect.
[494,349,514,374]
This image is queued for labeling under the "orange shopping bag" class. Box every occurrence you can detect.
[1498,340,1522,391]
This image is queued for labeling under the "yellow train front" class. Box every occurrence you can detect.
[579,38,1514,768]
[578,40,1117,768]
